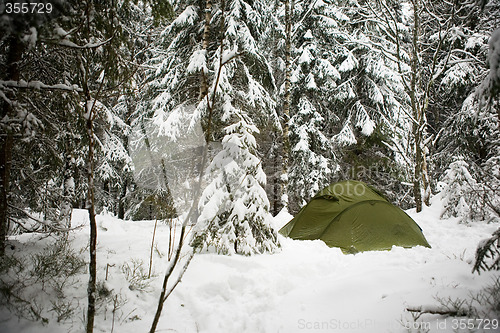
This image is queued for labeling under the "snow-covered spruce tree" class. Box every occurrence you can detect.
[142,0,279,254]
[196,108,279,255]
[468,0,500,288]
[191,0,280,255]
[272,0,413,211]
[360,0,470,211]
[94,0,165,219]
[437,2,500,224]
[332,1,415,206]
[440,158,479,222]
[0,0,155,238]
[272,0,344,213]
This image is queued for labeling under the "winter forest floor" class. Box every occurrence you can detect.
[1,193,499,333]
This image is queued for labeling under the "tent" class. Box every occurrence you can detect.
[279,180,431,253]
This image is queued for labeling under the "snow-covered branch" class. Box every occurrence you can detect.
[0,80,82,92]
[57,36,114,49]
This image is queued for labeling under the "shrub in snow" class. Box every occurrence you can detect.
[121,259,151,291]
[0,237,85,323]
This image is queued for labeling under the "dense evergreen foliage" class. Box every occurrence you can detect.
[0,0,498,259]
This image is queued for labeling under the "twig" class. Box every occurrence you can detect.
[149,219,158,278]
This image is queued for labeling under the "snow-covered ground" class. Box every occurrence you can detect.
[1,194,499,333]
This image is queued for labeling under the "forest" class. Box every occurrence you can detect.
[1,0,500,332]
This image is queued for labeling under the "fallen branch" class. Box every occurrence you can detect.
[406,305,469,318]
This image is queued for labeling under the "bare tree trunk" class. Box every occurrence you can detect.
[0,129,13,257]
[81,3,97,330]
[82,69,98,333]
[421,151,431,207]
[281,0,292,209]
[149,224,193,333]
[273,141,280,215]
[0,35,23,256]
[117,177,127,220]
[410,0,424,212]
[85,111,98,333]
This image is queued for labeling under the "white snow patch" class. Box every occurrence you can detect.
[1,197,499,333]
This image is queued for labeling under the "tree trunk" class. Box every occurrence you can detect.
[199,0,212,100]
[85,101,98,333]
[410,0,423,212]
[0,131,13,257]
[149,225,187,333]
[0,35,23,256]
[118,177,127,220]
[421,151,431,207]
[273,144,280,215]
[281,0,292,209]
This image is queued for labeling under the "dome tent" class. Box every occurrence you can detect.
[279,180,431,253]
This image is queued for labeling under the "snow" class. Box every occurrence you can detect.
[1,196,499,333]
[333,121,357,146]
[169,5,198,28]
[23,27,37,50]
[299,48,313,65]
[304,29,314,39]
[187,49,208,74]
[339,52,358,72]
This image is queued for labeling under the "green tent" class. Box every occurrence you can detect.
[279,180,431,253]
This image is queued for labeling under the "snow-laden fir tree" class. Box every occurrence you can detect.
[273,0,347,213]
[437,1,500,224]
[140,0,280,254]
[195,106,279,255]
[440,158,478,222]
[192,0,279,255]
[272,0,413,211]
